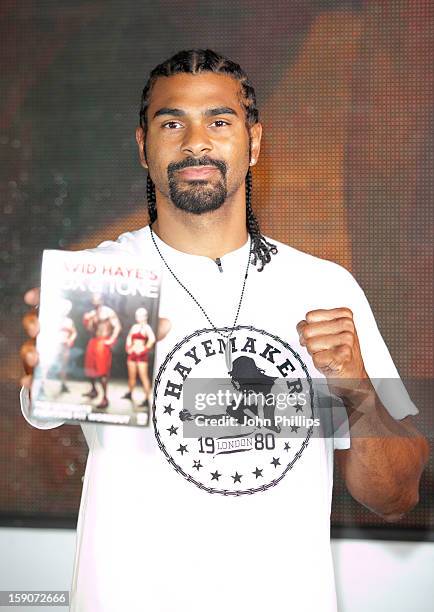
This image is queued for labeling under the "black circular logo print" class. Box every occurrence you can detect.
[153,325,315,496]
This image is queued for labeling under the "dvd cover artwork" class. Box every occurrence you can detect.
[31,249,161,427]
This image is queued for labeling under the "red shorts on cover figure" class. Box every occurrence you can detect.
[127,349,149,363]
[84,336,113,377]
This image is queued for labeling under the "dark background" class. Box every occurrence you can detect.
[0,0,432,535]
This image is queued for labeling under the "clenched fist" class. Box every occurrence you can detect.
[296,308,368,396]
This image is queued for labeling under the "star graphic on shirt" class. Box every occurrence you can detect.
[290,424,300,433]
[284,442,291,452]
[295,403,304,413]
[252,467,263,479]
[176,444,188,455]
[193,460,203,471]
[232,472,242,483]
[210,470,221,481]
[163,404,174,415]
[270,457,281,468]
[167,425,178,436]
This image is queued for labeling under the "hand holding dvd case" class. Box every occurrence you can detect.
[31,249,161,427]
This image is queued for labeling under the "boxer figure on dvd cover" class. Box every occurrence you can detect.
[58,298,77,393]
[82,293,121,409]
[21,300,77,397]
[123,307,156,409]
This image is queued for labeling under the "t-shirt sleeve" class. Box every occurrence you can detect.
[332,268,419,450]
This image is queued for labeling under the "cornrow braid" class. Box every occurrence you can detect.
[139,49,259,132]
[245,168,278,271]
[141,49,278,270]
[146,174,157,224]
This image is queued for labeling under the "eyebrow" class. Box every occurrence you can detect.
[205,106,238,117]
[152,106,239,119]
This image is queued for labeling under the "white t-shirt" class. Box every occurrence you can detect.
[21,226,418,612]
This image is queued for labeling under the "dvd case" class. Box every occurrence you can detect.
[31,249,161,427]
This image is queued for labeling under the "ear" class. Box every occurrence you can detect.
[249,122,262,167]
[135,126,148,169]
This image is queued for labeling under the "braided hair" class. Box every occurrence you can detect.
[140,49,278,271]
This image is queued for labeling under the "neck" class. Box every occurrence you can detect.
[151,186,248,259]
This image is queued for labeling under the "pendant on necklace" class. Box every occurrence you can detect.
[225,338,233,372]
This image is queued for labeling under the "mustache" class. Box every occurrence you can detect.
[168,156,227,177]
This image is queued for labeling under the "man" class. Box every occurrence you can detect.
[20,49,429,612]
[58,298,77,394]
[81,292,121,409]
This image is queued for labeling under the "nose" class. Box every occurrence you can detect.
[181,123,212,157]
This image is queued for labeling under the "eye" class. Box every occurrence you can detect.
[211,120,230,127]
[162,121,183,129]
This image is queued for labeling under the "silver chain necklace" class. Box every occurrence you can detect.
[149,224,252,372]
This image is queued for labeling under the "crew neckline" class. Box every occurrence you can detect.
[145,224,251,266]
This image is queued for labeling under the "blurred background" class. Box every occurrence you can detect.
[0,0,433,610]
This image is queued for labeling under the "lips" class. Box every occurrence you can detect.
[178,166,219,180]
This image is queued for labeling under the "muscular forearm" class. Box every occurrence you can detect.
[336,379,430,521]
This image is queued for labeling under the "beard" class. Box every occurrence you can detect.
[167,156,228,215]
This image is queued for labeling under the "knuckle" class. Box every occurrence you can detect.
[296,320,307,333]
[340,317,354,332]
[22,311,40,337]
[341,307,353,318]
[20,339,34,356]
[302,325,312,339]
[305,311,319,323]
[342,331,354,345]
[305,337,315,351]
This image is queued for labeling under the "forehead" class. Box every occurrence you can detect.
[147,72,244,115]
